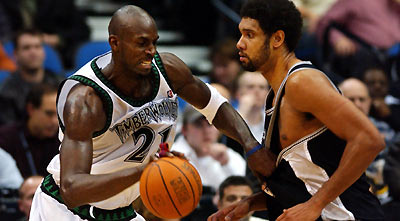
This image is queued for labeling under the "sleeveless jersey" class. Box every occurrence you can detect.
[47,52,178,210]
[263,62,383,220]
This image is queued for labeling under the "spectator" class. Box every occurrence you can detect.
[316,0,400,79]
[0,83,60,178]
[292,0,337,70]
[171,105,246,192]
[18,175,43,220]
[383,134,400,220]
[209,37,243,97]
[0,147,24,220]
[0,29,63,125]
[0,147,23,189]
[236,71,268,142]
[0,0,90,69]
[216,176,267,221]
[363,66,400,132]
[338,78,396,202]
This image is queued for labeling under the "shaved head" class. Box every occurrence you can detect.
[108,5,154,36]
[339,78,371,115]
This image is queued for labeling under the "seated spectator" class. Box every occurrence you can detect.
[338,78,397,202]
[0,147,23,189]
[208,37,243,98]
[316,0,400,79]
[0,29,63,125]
[235,71,269,143]
[18,175,43,220]
[215,176,267,221]
[171,105,246,192]
[0,0,90,69]
[0,148,24,220]
[0,83,60,178]
[362,66,400,132]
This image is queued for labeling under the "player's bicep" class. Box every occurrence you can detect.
[160,52,211,109]
[285,71,375,141]
[60,85,106,175]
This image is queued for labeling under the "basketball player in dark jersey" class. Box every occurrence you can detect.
[209,0,385,220]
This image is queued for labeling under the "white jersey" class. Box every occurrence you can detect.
[48,52,178,210]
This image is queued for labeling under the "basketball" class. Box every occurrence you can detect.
[139,156,202,219]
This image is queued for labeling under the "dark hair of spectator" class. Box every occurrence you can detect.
[13,28,43,49]
[218,176,253,199]
[25,83,58,109]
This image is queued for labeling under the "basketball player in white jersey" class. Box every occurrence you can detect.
[209,0,385,220]
[29,5,275,221]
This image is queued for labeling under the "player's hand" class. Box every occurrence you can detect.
[247,146,277,178]
[276,201,322,221]
[208,199,251,221]
[157,143,187,160]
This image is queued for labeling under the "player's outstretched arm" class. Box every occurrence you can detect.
[160,53,276,177]
[59,84,146,208]
[160,52,258,149]
[278,70,385,220]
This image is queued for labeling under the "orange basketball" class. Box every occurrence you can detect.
[139,156,202,219]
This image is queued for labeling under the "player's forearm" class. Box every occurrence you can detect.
[60,166,144,208]
[308,134,384,209]
[212,103,259,152]
[248,192,268,211]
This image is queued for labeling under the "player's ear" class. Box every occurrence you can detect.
[271,30,285,48]
[108,35,119,51]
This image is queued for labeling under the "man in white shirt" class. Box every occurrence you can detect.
[172,105,246,191]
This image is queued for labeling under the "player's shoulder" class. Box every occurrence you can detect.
[65,84,104,114]
[286,68,332,93]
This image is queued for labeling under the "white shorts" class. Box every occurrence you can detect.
[30,186,145,221]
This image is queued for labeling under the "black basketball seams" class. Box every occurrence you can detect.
[159,158,197,211]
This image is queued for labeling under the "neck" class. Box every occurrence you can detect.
[261,52,300,94]
[103,62,153,99]
[20,68,44,83]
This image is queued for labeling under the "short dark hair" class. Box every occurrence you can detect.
[240,0,302,52]
[218,176,253,199]
[26,83,58,109]
[13,28,42,49]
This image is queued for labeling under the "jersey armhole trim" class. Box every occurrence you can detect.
[59,75,114,138]
[154,52,175,93]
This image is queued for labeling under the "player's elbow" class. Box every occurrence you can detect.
[60,177,80,208]
[365,131,385,155]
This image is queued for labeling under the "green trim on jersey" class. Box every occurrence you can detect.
[90,55,160,107]
[153,52,175,93]
[61,75,114,138]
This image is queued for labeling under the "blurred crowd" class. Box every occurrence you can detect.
[0,0,399,220]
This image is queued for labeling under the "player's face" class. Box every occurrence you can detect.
[237,18,270,72]
[118,18,159,76]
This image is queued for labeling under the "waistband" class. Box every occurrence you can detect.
[41,174,137,221]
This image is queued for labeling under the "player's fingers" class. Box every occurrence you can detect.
[170,150,187,160]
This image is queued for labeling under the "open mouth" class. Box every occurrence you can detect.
[141,60,152,68]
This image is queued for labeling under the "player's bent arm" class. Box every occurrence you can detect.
[60,85,145,208]
[285,70,385,210]
[160,52,259,151]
